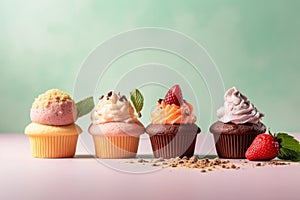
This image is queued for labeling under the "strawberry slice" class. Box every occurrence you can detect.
[164,84,183,106]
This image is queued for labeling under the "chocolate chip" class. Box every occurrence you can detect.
[107,91,112,97]
[99,95,104,100]
[119,95,127,102]
[158,99,163,104]
[184,109,190,116]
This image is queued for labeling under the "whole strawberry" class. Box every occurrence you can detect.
[164,84,183,106]
[246,133,279,161]
[246,129,300,161]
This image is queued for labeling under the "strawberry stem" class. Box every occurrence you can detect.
[268,128,275,138]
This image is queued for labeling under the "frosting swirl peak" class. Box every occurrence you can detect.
[217,87,264,124]
[91,91,137,124]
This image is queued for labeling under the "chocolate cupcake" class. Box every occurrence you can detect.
[146,85,201,158]
[147,124,200,158]
[210,87,266,159]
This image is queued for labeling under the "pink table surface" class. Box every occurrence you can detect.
[0,133,300,200]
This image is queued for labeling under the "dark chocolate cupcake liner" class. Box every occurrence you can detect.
[150,134,198,159]
[213,133,259,159]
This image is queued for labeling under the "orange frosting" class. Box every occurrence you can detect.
[150,100,197,124]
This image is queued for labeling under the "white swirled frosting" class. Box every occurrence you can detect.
[91,91,137,124]
[217,87,264,124]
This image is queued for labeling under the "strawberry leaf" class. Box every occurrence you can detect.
[76,96,95,119]
[130,89,144,118]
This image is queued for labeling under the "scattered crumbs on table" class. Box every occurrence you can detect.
[126,156,242,173]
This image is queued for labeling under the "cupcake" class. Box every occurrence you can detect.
[25,89,82,158]
[146,85,201,158]
[88,91,145,159]
[210,87,266,159]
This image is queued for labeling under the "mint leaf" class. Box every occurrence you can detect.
[278,147,300,162]
[276,132,300,162]
[276,133,300,152]
[76,96,95,119]
[130,89,144,118]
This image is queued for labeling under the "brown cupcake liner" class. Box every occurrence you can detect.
[150,134,198,159]
[213,133,259,159]
[28,135,78,158]
[93,135,140,159]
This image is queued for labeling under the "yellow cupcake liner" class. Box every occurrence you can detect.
[93,135,140,159]
[28,135,79,158]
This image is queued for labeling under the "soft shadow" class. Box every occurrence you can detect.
[74,154,95,159]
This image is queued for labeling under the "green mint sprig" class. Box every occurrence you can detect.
[276,133,300,162]
[76,96,95,119]
[130,89,144,118]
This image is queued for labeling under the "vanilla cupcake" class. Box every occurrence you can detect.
[88,91,145,159]
[25,89,82,158]
[210,87,266,158]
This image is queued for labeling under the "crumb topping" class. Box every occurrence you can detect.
[32,89,73,109]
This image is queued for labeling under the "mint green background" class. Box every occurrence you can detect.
[1,0,299,133]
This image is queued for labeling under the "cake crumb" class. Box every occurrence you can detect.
[267,161,290,166]
[151,163,160,167]
[149,156,244,173]
[125,156,292,173]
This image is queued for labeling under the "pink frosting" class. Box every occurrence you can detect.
[30,89,77,126]
[88,122,145,137]
[217,87,264,124]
